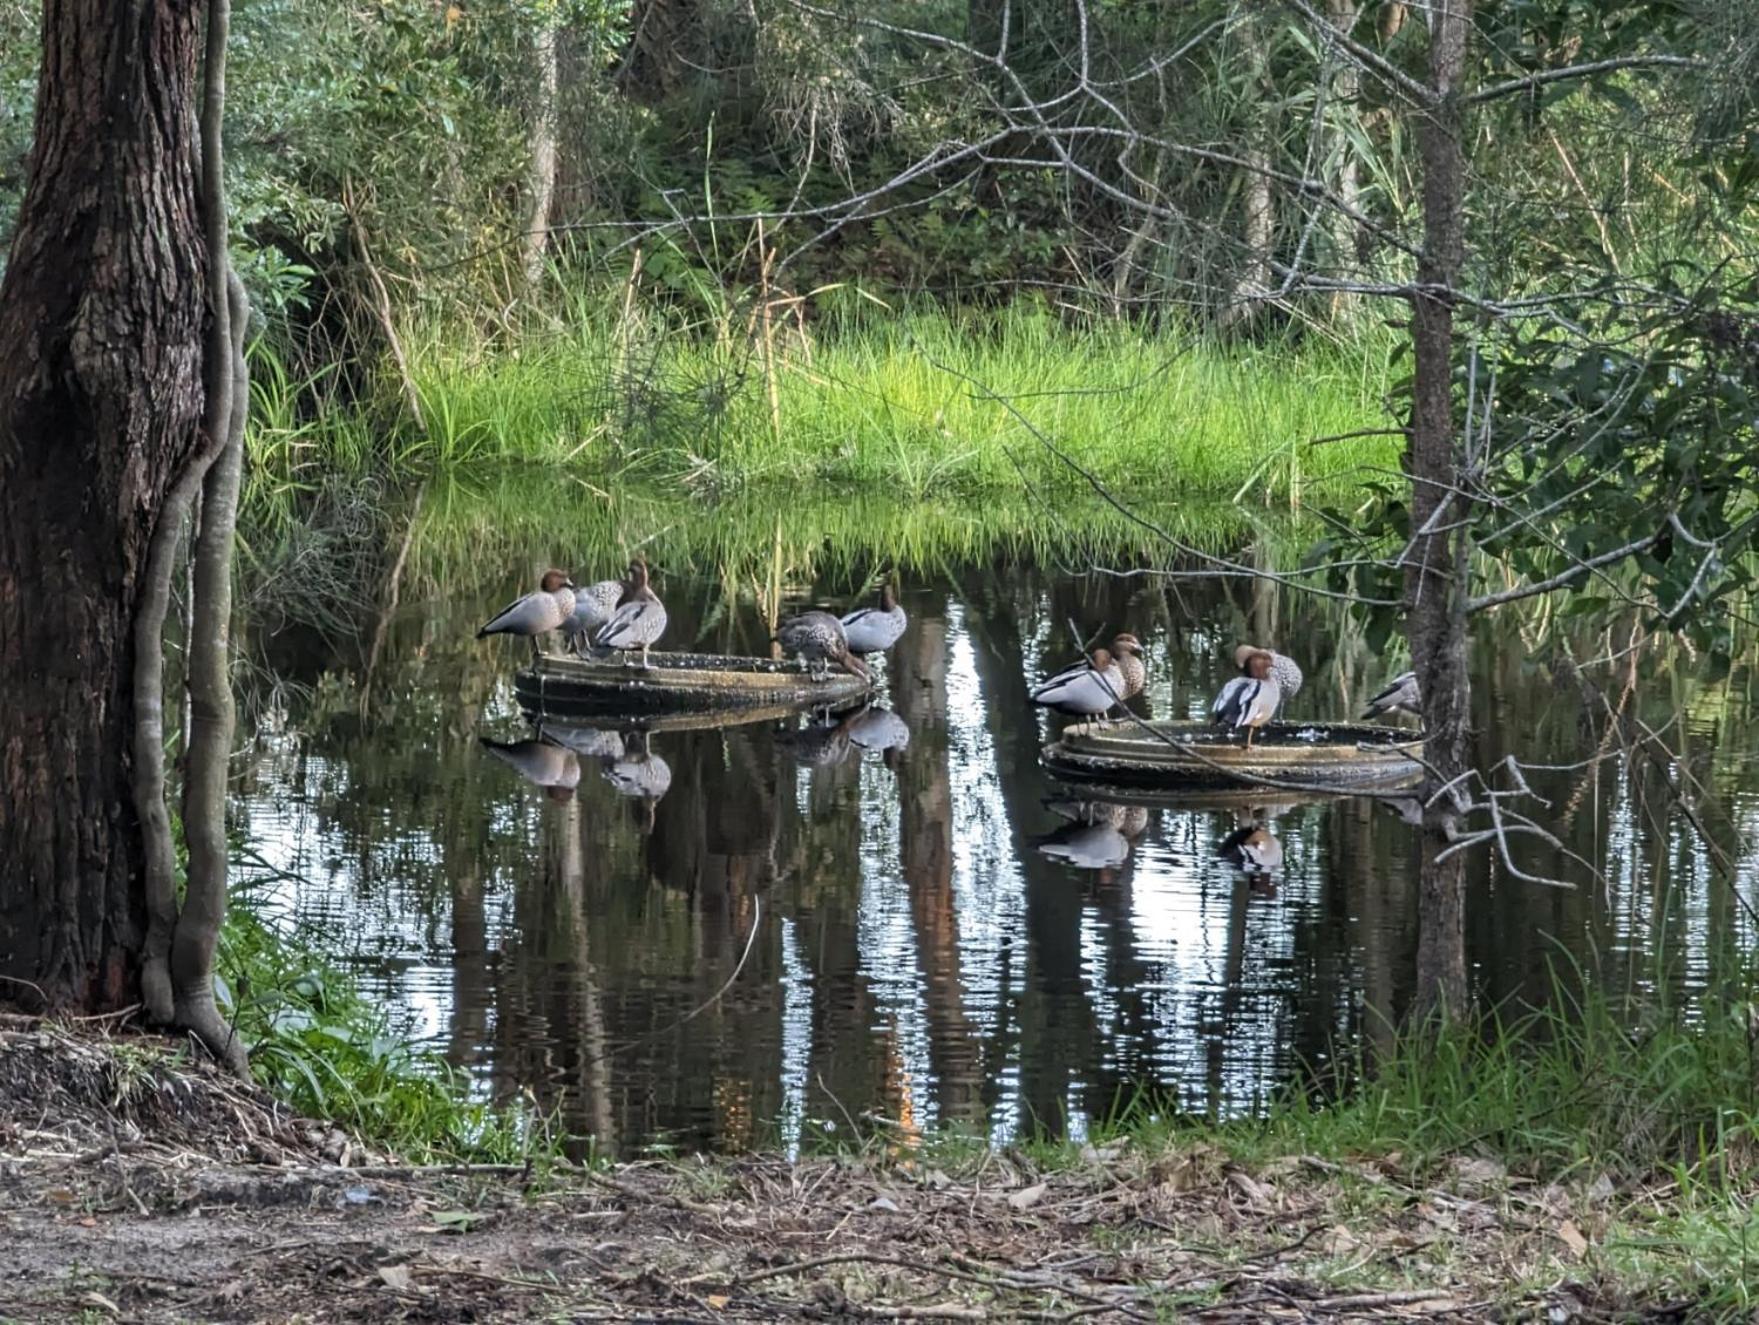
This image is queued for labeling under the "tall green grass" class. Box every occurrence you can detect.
[256,298,1398,505]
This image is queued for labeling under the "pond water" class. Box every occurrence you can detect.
[236,508,1758,1158]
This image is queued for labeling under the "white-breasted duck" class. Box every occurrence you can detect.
[1233,644,1302,714]
[1361,670,1420,722]
[477,569,577,660]
[594,558,667,668]
[1030,646,1125,717]
[567,577,626,654]
[776,611,871,682]
[840,583,907,656]
[1211,650,1280,748]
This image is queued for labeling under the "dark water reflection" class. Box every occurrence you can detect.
[239,562,1758,1156]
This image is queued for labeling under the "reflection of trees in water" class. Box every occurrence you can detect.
[234,550,1759,1154]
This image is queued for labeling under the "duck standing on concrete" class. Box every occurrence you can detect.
[1211,650,1280,749]
[1234,644,1302,715]
[777,611,871,682]
[477,569,577,661]
[1361,670,1421,722]
[1030,647,1125,717]
[840,583,908,656]
[567,576,626,654]
[1109,633,1147,703]
[594,558,667,668]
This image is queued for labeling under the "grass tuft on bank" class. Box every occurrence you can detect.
[218,865,565,1167]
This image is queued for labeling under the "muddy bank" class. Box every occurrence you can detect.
[0,1021,1694,1321]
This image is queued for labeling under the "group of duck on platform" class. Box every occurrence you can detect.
[1028,633,1419,742]
[477,563,1422,743]
[476,558,908,675]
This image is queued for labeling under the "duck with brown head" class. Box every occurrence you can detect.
[1030,646,1127,717]
[593,557,668,668]
[1108,633,1147,701]
[477,568,578,661]
[1232,643,1302,714]
[1211,649,1280,748]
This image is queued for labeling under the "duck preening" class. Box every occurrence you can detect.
[594,558,667,668]
[1212,650,1280,748]
[477,569,577,660]
[776,611,871,682]
[1109,633,1147,702]
[567,577,626,654]
[1361,670,1420,722]
[840,582,908,656]
[1233,644,1302,712]
[1030,646,1126,717]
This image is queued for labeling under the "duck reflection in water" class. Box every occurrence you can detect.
[777,705,863,768]
[1217,807,1284,897]
[477,735,581,802]
[847,705,910,757]
[1032,796,1152,873]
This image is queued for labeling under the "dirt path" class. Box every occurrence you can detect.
[0,1023,1664,1322]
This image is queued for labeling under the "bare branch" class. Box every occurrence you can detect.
[1467,54,1705,107]
[1465,532,1660,613]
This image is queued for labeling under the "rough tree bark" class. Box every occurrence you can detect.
[1405,0,1473,1016]
[0,1,208,1010]
[1,0,249,1065]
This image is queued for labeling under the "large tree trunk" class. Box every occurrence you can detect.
[1406,0,1473,1016]
[0,1,208,1010]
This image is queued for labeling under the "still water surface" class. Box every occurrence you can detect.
[238,553,1757,1156]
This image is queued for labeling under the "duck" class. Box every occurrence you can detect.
[1233,644,1302,713]
[1211,649,1280,749]
[776,611,871,682]
[1030,647,1125,717]
[478,736,581,801]
[1109,633,1147,701]
[594,558,667,668]
[1361,670,1420,722]
[477,569,577,660]
[1218,821,1283,879]
[840,583,907,656]
[602,730,672,803]
[567,576,626,654]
